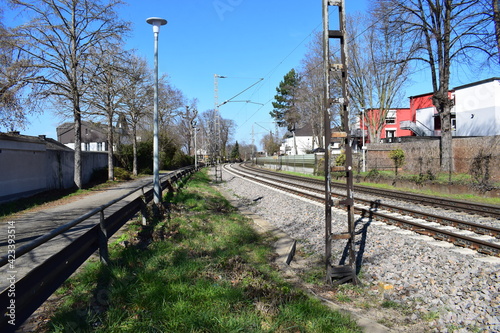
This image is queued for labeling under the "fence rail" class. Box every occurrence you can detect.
[255,155,319,174]
[0,166,196,331]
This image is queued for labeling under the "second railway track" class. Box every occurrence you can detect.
[224,163,500,257]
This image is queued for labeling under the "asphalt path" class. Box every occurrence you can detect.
[0,174,167,291]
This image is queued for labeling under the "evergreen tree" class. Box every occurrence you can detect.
[230,141,240,160]
[270,68,301,131]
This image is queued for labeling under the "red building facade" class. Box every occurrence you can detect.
[361,108,412,144]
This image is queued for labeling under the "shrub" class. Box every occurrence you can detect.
[389,149,405,176]
[114,167,132,180]
[366,169,380,179]
[335,153,346,166]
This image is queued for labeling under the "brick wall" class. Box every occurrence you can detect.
[365,136,500,181]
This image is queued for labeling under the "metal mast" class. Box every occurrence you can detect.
[214,74,224,182]
[323,0,358,285]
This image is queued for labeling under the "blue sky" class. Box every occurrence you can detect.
[7,0,498,148]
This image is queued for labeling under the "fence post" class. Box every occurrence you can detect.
[98,209,109,265]
[141,187,148,226]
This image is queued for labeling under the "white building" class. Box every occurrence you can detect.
[280,124,315,155]
[453,78,500,136]
[411,77,500,137]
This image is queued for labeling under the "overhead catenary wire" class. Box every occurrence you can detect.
[235,5,412,133]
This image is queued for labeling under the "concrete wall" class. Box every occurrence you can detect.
[0,138,48,201]
[366,136,500,181]
[0,137,108,203]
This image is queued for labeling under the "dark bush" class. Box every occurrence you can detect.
[117,138,194,173]
[114,167,132,180]
[366,169,380,179]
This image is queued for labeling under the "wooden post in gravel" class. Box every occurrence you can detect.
[322,0,358,285]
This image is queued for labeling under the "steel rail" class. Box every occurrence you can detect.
[234,164,500,238]
[226,164,500,257]
[241,163,500,219]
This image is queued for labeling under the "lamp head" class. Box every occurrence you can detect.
[146,17,167,33]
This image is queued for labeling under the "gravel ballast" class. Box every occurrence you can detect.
[220,168,500,333]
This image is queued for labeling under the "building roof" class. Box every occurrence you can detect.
[56,121,107,136]
[409,77,500,99]
[0,132,73,151]
[0,132,45,145]
[452,77,500,91]
[284,123,314,138]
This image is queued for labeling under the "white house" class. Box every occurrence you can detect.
[453,78,500,136]
[280,124,315,155]
[409,77,500,137]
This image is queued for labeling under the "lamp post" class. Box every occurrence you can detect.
[192,120,198,169]
[146,17,167,206]
[361,108,366,173]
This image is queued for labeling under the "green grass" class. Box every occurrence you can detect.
[44,169,361,333]
[353,180,500,205]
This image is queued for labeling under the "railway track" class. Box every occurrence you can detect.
[241,163,500,219]
[224,163,500,257]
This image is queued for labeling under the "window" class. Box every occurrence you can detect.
[385,110,396,124]
[385,130,395,139]
[97,142,103,151]
[84,142,90,151]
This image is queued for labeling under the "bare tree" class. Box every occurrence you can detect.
[486,0,500,62]
[86,45,129,180]
[121,54,153,176]
[260,132,280,156]
[348,8,411,143]
[220,117,235,159]
[199,109,218,161]
[198,109,235,161]
[10,0,128,188]
[297,32,339,149]
[177,99,198,155]
[237,141,257,161]
[147,74,186,152]
[295,32,343,150]
[0,7,39,130]
[383,0,496,176]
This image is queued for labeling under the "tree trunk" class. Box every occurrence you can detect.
[293,131,298,155]
[74,110,82,189]
[132,126,138,176]
[439,107,453,177]
[107,113,114,181]
[369,127,381,144]
[433,94,454,179]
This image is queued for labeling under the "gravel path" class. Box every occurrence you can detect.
[220,168,500,333]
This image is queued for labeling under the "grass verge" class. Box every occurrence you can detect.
[41,170,361,333]
[276,169,499,205]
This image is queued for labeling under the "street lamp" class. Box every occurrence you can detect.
[146,17,168,206]
[361,108,366,173]
[192,120,198,169]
